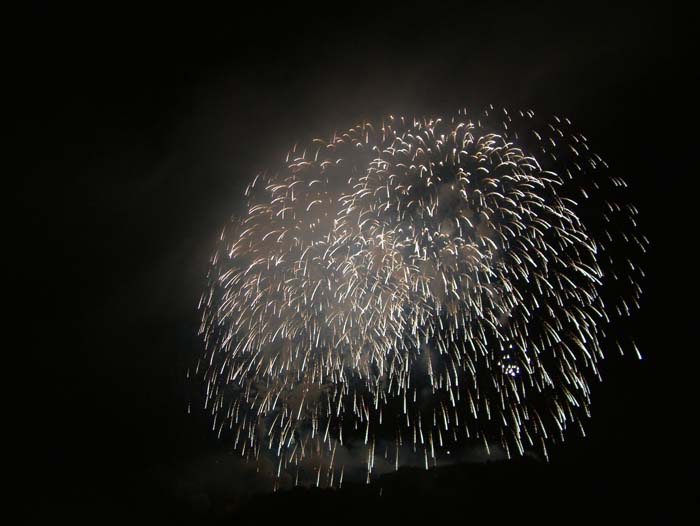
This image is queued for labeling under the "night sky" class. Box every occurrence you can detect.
[20,2,682,523]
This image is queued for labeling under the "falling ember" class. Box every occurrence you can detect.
[197,107,646,487]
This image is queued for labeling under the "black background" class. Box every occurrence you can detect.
[19,2,682,523]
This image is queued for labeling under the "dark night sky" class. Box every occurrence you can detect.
[18,2,684,523]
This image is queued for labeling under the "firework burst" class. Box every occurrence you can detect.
[197,107,645,487]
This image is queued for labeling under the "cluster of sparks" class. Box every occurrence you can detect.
[197,107,645,488]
